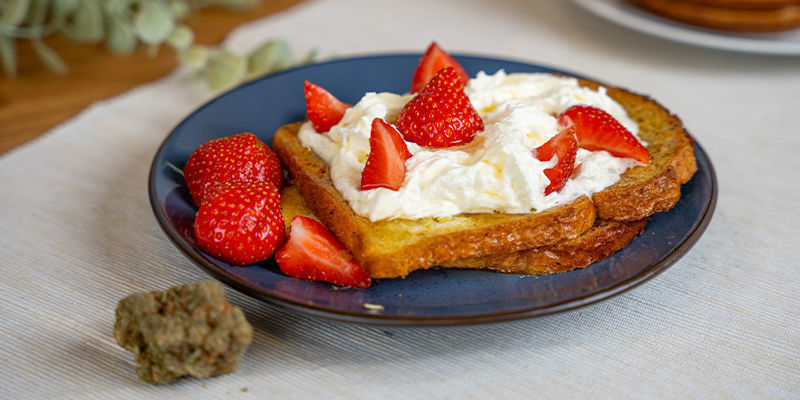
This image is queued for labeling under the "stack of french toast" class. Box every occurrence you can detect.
[630,0,800,31]
[272,45,698,281]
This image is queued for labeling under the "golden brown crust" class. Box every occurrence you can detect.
[273,78,696,278]
[448,219,649,275]
[281,184,646,277]
[578,81,698,221]
[677,0,800,10]
[630,0,800,31]
[273,123,596,279]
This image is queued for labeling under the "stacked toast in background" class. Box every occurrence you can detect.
[630,0,800,31]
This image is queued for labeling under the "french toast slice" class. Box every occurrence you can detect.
[630,0,800,31]
[578,80,697,221]
[272,79,696,279]
[447,218,648,275]
[280,184,647,276]
[273,123,597,279]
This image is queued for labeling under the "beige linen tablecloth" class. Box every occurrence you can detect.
[2,0,798,398]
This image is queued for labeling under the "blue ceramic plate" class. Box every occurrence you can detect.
[149,54,716,327]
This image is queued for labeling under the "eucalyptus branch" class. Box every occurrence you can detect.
[0,0,313,88]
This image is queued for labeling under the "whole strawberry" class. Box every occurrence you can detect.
[396,67,483,148]
[194,181,285,266]
[184,133,283,206]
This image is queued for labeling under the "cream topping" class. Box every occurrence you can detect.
[298,70,644,221]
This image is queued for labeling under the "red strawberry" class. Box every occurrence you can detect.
[304,80,348,133]
[534,128,579,195]
[558,105,650,164]
[396,67,484,148]
[194,181,285,266]
[184,133,283,206]
[410,42,470,94]
[276,216,371,289]
[361,118,412,191]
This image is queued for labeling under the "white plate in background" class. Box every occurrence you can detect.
[572,0,800,55]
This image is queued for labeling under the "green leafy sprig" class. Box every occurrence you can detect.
[0,0,311,90]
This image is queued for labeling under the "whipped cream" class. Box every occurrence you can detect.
[298,70,644,221]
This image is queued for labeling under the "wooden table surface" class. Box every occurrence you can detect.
[0,0,304,156]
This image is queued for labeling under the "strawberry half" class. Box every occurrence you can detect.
[304,80,348,133]
[276,216,371,289]
[361,118,412,191]
[184,133,283,206]
[534,128,579,195]
[396,67,484,148]
[194,181,285,266]
[410,42,470,94]
[558,105,650,165]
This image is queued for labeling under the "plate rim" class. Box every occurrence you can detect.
[572,0,800,56]
[148,53,718,327]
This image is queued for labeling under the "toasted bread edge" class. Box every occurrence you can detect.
[273,123,597,278]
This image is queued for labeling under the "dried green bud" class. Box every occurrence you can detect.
[114,281,253,385]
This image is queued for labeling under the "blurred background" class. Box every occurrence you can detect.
[2,0,798,155]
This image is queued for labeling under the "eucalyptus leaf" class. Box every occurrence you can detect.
[105,15,136,55]
[0,0,299,82]
[103,0,132,17]
[301,48,319,65]
[246,39,291,79]
[216,0,260,11]
[0,36,17,78]
[178,45,208,68]
[205,51,246,91]
[145,43,159,57]
[31,39,67,74]
[168,0,189,20]
[134,0,175,45]
[0,0,31,26]
[51,0,80,19]
[166,25,192,50]
[25,0,50,26]
[60,0,104,43]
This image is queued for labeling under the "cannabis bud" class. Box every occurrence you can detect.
[114,281,253,385]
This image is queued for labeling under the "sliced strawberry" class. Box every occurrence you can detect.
[276,216,371,289]
[194,181,285,266]
[184,133,283,206]
[558,105,650,165]
[410,42,469,94]
[534,128,579,195]
[396,67,484,148]
[304,80,348,133]
[360,118,412,191]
